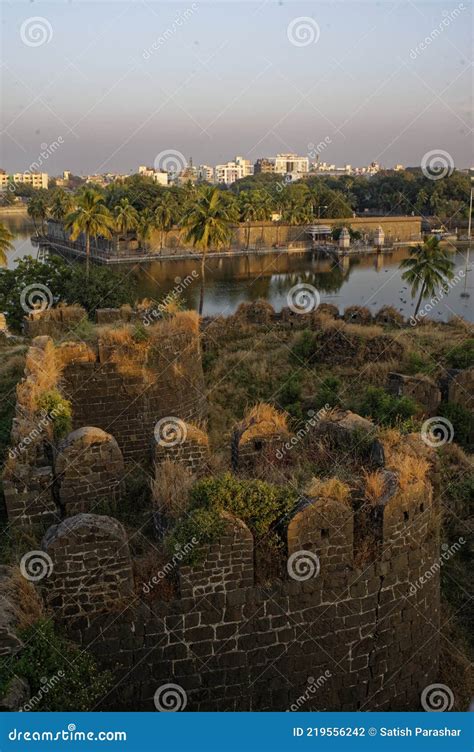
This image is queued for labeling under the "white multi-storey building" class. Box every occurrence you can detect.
[198,165,214,182]
[0,172,48,190]
[137,166,168,186]
[273,153,309,175]
[214,156,253,185]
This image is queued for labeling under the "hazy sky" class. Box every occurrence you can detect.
[1,0,472,175]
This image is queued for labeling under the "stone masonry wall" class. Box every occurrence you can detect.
[53,472,439,712]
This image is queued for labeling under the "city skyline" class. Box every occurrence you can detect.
[1,1,471,175]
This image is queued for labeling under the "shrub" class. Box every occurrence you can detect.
[165,506,225,564]
[0,619,111,711]
[315,376,341,409]
[291,330,316,363]
[36,390,72,440]
[151,459,194,520]
[439,402,473,449]
[276,371,302,418]
[446,340,474,370]
[358,386,419,428]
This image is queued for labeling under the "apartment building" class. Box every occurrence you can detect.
[137,166,169,186]
[214,156,253,185]
[273,153,309,175]
[0,172,48,190]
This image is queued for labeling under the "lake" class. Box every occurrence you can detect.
[2,215,472,322]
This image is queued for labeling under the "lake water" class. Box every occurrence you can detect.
[2,215,473,322]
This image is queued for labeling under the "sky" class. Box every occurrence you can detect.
[0,0,472,175]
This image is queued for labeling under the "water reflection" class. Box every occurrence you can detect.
[2,215,472,322]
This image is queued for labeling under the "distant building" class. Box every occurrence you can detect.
[0,172,48,190]
[254,158,275,174]
[394,164,404,172]
[273,153,309,175]
[137,166,168,186]
[197,165,214,182]
[214,156,253,185]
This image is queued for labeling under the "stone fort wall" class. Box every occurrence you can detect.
[40,470,439,712]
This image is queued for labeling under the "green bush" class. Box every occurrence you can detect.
[36,390,72,440]
[358,386,419,428]
[0,620,111,711]
[315,376,342,409]
[446,340,474,370]
[439,402,473,449]
[277,371,302,418]
[167,474,298,561]
[291,330,317,363]
[404,351,435,375]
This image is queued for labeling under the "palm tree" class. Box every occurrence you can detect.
[114,197,139,238]
[49,189,74,241]
[400,236,455,317]
[27,190,50,236]
[154,193,176,250]
[181,186,238,314]
[65,189,114,278]
[239,191,260,250]
[137,208,156,252]
[0,221,14,266]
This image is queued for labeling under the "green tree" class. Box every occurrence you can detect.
[137,208,156,251]
[113,197,139,237]
[27,190,50,236]
[0,222,14,267]
[181,186,238,314]
[65,189,114,279]
[400,237,455,317]
[153,193,176,250]
[49,189,74,241]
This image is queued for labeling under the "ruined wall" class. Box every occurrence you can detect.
[47,465,439,712]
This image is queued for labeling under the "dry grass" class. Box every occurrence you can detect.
[16,339,63,413]
[393,453,430,494]
[362,358,399,385]
[305,476,352,506]
[2,567,45,629]
[151,459,194,519]
[239,402,288,444]
[363,470,387,505]
[150,310,200,337]
[185,423,209,446]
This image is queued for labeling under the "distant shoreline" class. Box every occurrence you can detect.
[0,205,28,216]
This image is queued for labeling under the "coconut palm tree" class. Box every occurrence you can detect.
[137,208,156,252]
[0,221,14,266]
[65,189,114,279]
[113,197,139,238]
[27,190,50,236]
[154,193,176,250]
[400,236,455,317]
[49,189,74,241]
[181,186,238,314]
[239,191,261,250]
